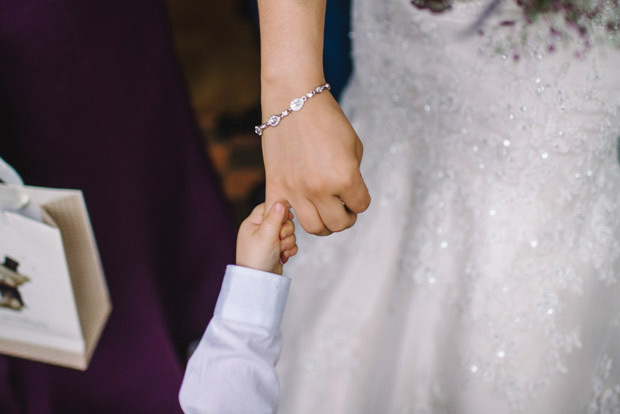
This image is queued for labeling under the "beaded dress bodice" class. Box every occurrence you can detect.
[277,1,620,413]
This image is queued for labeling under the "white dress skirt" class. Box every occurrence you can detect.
[277,1,620,413]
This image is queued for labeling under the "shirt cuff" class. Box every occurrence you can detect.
[214,265,291,331]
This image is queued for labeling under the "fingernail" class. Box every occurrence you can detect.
[274,202,284,213]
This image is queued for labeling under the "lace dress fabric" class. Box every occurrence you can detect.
[277,1,620,413]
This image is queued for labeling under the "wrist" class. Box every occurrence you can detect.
[257,0,327,118]
[260,70,326,114]
[256,82,331,136]
[236,252,281,275]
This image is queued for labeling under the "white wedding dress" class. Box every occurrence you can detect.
[277,1,620,413]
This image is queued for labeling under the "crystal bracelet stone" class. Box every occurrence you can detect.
[254,82,331,136]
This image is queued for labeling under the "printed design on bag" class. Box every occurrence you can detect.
[0,256,30,311]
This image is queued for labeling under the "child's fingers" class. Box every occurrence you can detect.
[280,242,298,265]
[283,244,299,259]
[280,219,295,239]
[280,234,296,252]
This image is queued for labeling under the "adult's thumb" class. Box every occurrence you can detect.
[261,202,286,240]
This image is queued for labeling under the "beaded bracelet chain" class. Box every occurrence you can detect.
[254,82,331,136]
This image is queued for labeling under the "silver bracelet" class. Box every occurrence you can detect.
[254,82,330,136]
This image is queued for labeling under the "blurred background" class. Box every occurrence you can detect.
[165,0,352,224]
[0,2,354,411]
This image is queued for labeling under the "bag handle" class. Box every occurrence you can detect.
[0,156,29,209]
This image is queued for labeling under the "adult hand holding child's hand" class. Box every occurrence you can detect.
[258,0,371,237]
[262,91,370,236]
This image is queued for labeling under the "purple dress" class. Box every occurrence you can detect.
[0,1,236,412]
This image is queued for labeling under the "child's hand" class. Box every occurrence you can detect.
[236,202,298,275]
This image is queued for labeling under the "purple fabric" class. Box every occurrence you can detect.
[0,1,236,412]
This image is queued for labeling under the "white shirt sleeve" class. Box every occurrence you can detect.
[179,264,291,414]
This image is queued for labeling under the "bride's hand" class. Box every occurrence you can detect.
[262,88,370,236]
[256,0,369,235]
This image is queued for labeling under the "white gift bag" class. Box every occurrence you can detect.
[0,157,111,370]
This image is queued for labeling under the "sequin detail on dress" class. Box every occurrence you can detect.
[278,1,620,413]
